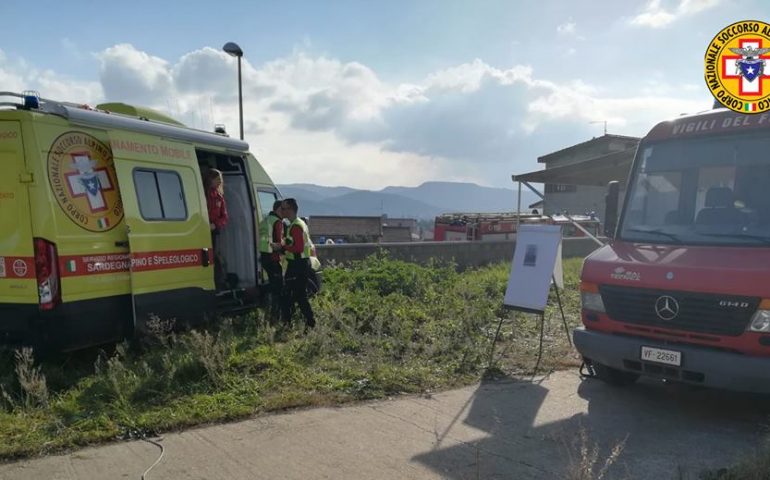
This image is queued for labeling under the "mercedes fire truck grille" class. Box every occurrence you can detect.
[599,285,759,337]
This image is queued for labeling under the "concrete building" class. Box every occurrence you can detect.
[383,217,419,242]
[383,217,418,235]
[308,215,421,244]
[382,226,413,243]
[513,134,640,224]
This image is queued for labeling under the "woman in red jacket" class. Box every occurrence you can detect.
[205,169,228,287]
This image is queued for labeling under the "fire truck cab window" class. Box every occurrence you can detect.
[621,134,770,246]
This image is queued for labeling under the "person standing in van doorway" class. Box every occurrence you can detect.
[205,169,228,289]
[280,198,315,328]
[259,200,285,323]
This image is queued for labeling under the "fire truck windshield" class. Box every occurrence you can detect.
[620,132,770,246]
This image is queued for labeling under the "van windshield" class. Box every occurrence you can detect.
[620,133,770,246]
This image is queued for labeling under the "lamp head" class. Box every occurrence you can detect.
[223,42,243,57]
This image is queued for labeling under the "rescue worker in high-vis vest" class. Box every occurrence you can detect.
[280,198,315,328]
[259,200,285,323]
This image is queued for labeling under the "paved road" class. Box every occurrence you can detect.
[1,371,767,480]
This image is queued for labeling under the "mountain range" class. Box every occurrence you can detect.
[276,181,538,219]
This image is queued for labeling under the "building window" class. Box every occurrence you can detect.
[133,169,188,221]
[545,184,577,193]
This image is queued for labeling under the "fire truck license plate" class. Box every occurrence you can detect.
[641,346,682,366]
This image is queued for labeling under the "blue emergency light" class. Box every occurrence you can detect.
[22,90,40,109]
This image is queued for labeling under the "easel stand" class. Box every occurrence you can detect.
[488,275,573,375]
[497,225,573,377]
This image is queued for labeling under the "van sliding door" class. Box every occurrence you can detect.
[109,131,214,333]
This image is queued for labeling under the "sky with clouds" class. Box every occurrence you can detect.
[1,0,768,189]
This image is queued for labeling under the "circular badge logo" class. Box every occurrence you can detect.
[12,259,28,277]
[47,132,123,232]
[654,295,680,321]
[705,20,770,114]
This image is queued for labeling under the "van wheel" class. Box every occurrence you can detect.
[593,362,639,387]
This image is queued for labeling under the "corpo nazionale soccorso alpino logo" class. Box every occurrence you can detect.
[47,132,124,232]
[706,20,770,114]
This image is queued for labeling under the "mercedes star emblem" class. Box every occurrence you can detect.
[655,295,680,321]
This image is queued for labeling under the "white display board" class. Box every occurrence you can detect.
[504,225,563,313]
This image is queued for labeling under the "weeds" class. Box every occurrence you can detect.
[183,330,229,388]
[564,427,628,480]
[13,348,49,409]
[144,314,177,348]
[0,255,584,459]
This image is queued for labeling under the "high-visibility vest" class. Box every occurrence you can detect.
[259,212,281,254]
[284,217,312,260]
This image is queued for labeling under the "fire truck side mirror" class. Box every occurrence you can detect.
[604,181,620,238]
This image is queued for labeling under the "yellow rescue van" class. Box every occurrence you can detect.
[0,91,281,351]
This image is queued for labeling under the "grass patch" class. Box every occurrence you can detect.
[0,253,584,459]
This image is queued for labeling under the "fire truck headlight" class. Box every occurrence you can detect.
[749,310,770,332]
[581,292,605,313]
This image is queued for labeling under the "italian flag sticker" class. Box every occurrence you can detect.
[97,218,110,229]
[66,260,77,273]
[744,102,756,112]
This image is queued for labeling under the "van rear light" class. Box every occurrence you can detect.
[33,238,61,310]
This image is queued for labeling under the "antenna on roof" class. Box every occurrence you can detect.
[589,120,607,136]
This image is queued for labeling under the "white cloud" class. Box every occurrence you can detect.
[0,49,101,104]
[678,0,721,15]
[0,44,711,188]
[631,0,720,28]
[98,44,173,105]
[557,21,577,35]
[92,46,710,185]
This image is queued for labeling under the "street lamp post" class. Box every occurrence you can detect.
[223,42,244,140]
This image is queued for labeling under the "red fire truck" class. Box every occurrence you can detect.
[433,213,601,241]
[575,107,770,393]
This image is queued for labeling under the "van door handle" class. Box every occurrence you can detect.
[115,241,129,248]
[202,248,210,267]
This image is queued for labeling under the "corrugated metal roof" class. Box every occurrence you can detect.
[514,147,636,186]
[536,134,639,163]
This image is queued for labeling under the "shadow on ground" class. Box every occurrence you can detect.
[413,373,770,480]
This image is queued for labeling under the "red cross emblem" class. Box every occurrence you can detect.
[64,152,115,213]
[721,38,770,96]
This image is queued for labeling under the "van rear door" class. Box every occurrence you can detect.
[110,132,214,332]
[0,121,37,306]
[247,153,281,287]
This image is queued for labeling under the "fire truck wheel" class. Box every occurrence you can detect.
[593,362,639,387]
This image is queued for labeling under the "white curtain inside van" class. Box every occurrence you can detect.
[220,174,256,288]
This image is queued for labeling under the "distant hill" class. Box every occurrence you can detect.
[279,183,357,200]
[276,186,326,203]
[381,181,527,213]
[319,191,444,218]
[276,182,538,220]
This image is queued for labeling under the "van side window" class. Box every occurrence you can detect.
[257,190,279,219]
[133,169,188,221]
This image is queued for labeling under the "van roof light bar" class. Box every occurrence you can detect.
[21,90,40,109]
